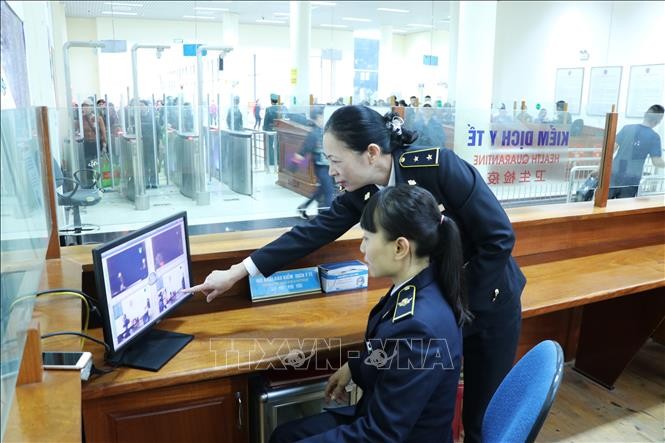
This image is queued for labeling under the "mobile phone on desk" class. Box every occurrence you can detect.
[42,351,92,370]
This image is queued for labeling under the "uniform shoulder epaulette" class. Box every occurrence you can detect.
[393,285,416,322]
[399,147,440,168]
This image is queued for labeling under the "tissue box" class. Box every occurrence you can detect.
[318,260,368,293]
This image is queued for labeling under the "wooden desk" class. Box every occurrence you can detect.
[77,243,664,442]
[11,197,663,443]
[3,259,82,443]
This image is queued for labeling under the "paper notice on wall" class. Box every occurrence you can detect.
[554,68,584,115]
[587,66,622,116]
[626,64,664,118]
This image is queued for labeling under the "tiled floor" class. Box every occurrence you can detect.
[63,171,317,234]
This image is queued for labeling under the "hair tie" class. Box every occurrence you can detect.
[440,214,445,225]
[385,115,404,136]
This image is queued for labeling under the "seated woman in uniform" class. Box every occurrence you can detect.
[270,184,472,443]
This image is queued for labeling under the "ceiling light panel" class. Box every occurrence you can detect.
[376,8,409,13]
[341,17,371,22]
[103,2,144,7]
[101,10,138,15]
[182,15,216,19]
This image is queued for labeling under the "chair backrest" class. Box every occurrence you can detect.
[482,340,564,443]
[52,157,102,208]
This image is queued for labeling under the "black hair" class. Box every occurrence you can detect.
[360,185,472,326]
[324,105,418,154]
[645,104,664,126]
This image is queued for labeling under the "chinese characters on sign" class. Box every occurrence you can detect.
[465,124,571,186]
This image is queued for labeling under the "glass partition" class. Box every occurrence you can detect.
[47,1,664,241]
[0,107,51,441]
[50,99,665,242]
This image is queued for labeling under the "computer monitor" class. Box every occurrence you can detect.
[92,212,194,371]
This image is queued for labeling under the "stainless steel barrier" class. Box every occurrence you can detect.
[220,130,253,196]
[175,132,199,200]
[246,130,278,173]
[117,135,138,202]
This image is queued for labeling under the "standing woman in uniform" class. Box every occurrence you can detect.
[270,184,471,442]
[185,105,526,442]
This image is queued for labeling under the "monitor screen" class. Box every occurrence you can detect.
[92,212,192,355]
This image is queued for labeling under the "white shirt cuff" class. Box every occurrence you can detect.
[242,257,262,277]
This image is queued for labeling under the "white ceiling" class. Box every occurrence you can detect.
[63,1,452,34]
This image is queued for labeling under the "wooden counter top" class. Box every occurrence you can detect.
[60,195,665,271]
[81,243,665,401]
[3,259,82,443]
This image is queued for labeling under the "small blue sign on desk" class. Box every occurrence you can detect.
[249,267,321,302]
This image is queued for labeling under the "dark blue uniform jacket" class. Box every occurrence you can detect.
[251,146,526,314]
[301,265,462,442]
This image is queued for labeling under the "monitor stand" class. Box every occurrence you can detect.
[109,329,194,372]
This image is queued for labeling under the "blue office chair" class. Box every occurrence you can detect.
[482,340,564,443]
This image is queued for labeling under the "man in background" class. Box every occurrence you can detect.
[263,94,284,166]
[609,104,664,199]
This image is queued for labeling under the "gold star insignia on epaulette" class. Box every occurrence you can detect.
[408,180,417,185]
[398,296,412,307]
[393,285,416,322]
[399,147,440,168]
[364,192,371,201]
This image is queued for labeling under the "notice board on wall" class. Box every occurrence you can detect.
[587,66,622,116]
[554,67,584,115]
[626,64,664,118]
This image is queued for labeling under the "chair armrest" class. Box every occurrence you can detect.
[73,169,100,189]
[57,177,80,199]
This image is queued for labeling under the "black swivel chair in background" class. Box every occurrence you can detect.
[53,158,103,235]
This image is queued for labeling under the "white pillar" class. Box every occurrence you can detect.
[289,1,311,106]
[447,1,459,104]
[452,1,497,165]
[378,26,394,101]
[221,12,239,48]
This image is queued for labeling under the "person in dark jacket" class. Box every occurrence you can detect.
[263,94,284,166]
[226,96,243,131]
[270,184,470,442]
[186,105,526,443]
[293,106,335,219]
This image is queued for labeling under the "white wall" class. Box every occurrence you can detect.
[492,1,665,132]
[400,30,450,104]
[65,17,100,102]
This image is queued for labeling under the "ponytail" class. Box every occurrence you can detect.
[360,185,472,326]
[433,216,473,326]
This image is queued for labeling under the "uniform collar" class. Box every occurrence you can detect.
[369,264,437,331]
[391,264,436,296]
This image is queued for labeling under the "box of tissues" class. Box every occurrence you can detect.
[318,260,368,293]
